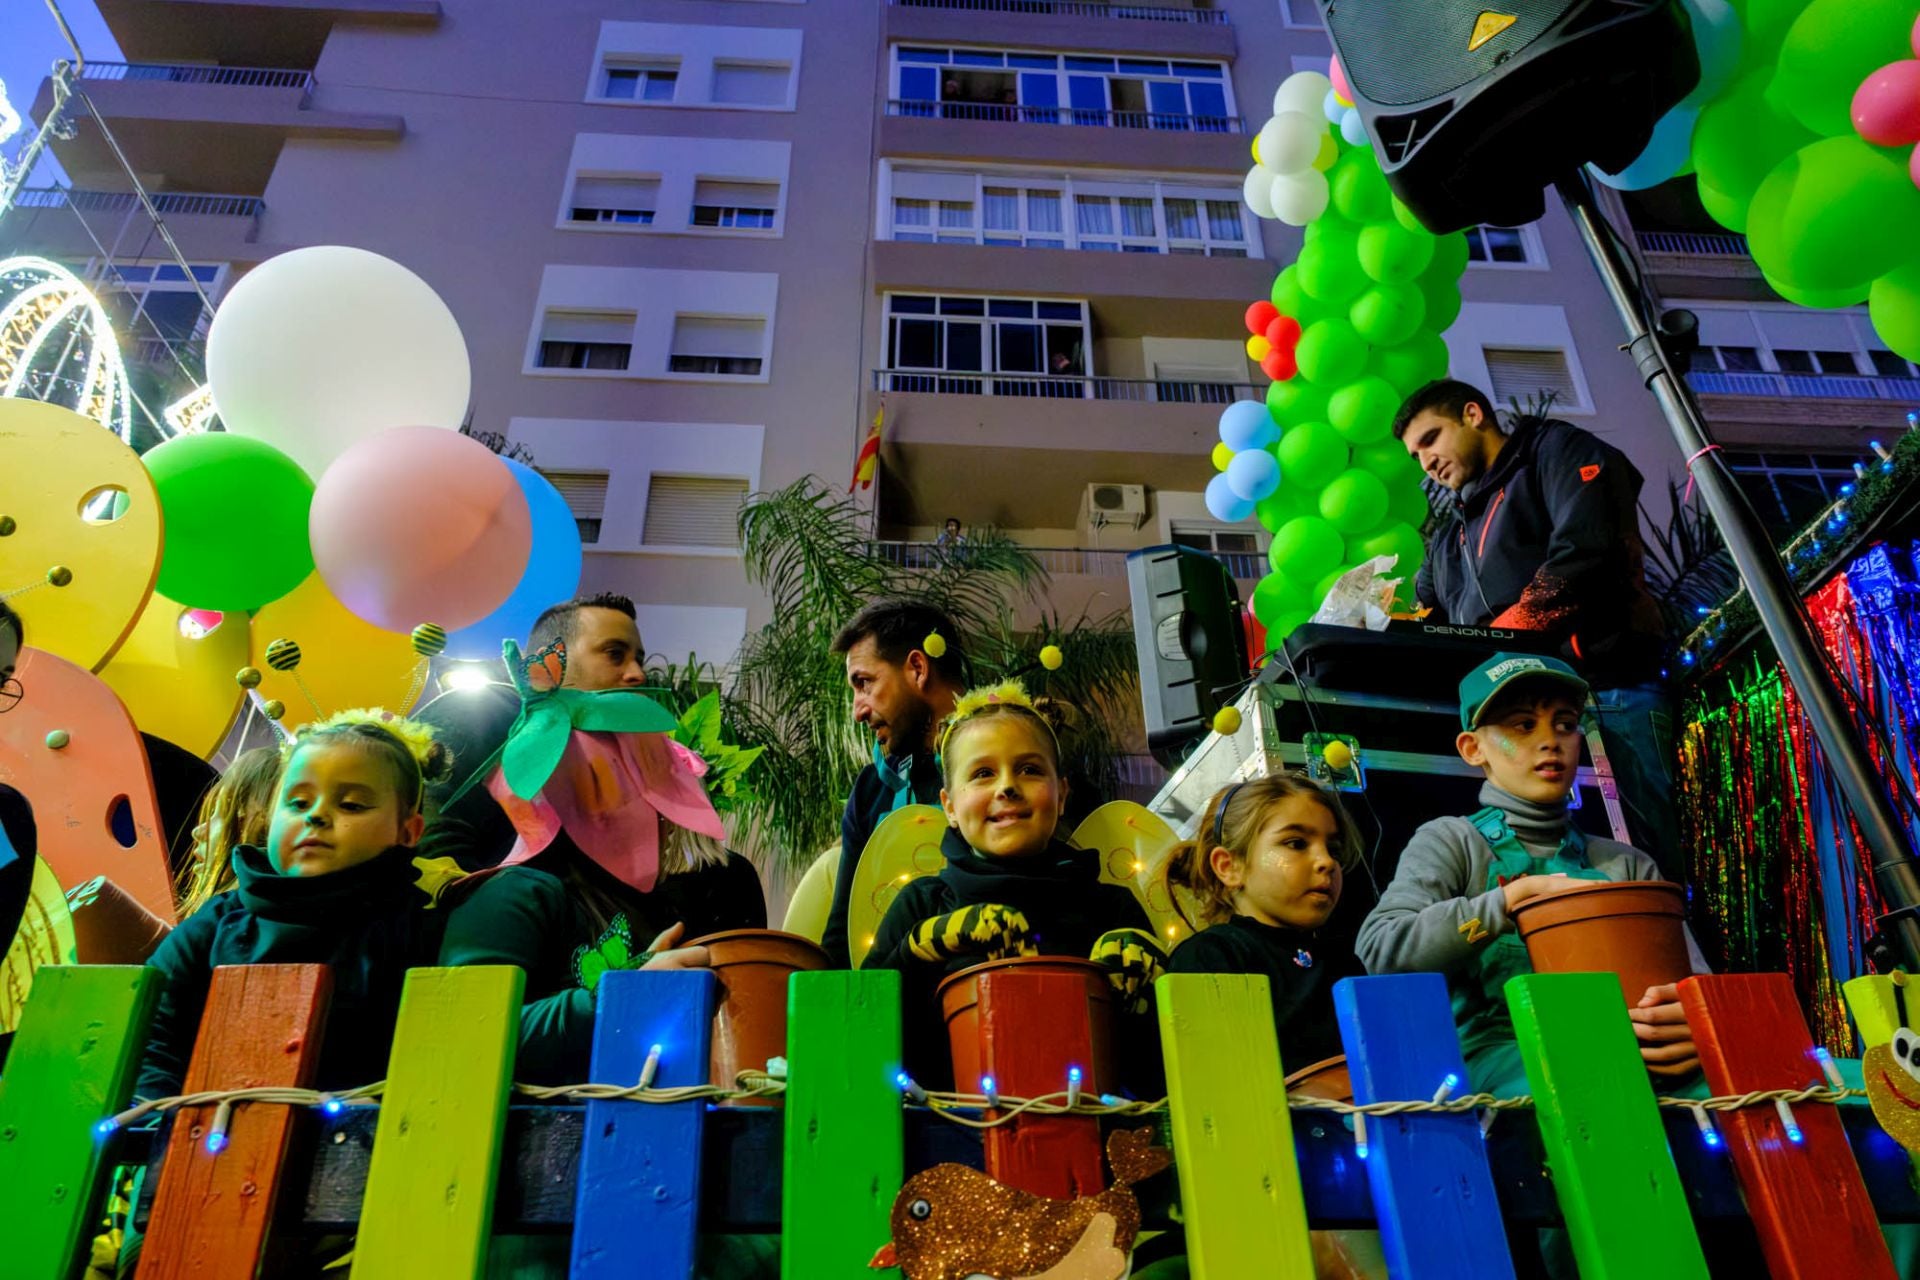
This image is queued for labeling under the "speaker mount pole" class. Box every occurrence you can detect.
[1556,176,1920,973]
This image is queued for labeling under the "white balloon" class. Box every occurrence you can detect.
[1340,108,1370,147]
[1242,165,1277,219]
[1270,168,1330,226]
[1256,111,1324,174]
[208,246,472,480]
[1273,71,1333,120]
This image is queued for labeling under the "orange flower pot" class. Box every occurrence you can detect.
[937,956,1118,1100]
[1510,880,1692,1007]
[1284,1054,1353,1104]
[690,928,828,1106]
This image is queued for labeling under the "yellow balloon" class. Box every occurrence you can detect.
[1212,442,1235,472]
[250,572,419,729]
[99,590,249,758]
[1312,133,1340,172]
[1246,334,1272,361]
[0,399,160,671]
[1252,136,1263,165]
[0,859,77,1034]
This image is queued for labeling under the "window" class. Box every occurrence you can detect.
[537,311,633,370]
[1170,523,1259,554]
[889,47,1235,131]
[569,176,659,225]
[1771,349,1861,375]
[1483,347,1580,409]
[691,179,779,230]
[1723,452,1861,532]
[669,315,766,376]
[888,170,1249,256]
[1281,0,1325,28]
[643,475,748,548]
[1465,225,1538,266]
[96,260,222,361]
[884,293,1088,394]
[711,61,790,106]
[603,62,678,101]
[984,185,1065,248]
[543,471,609,544]
[1870,350,1920,378]
[1692,345,1763,373]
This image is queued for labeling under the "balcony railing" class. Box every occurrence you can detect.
[129,337,207,367]
[890,0,1229,22]
[886,99,1244,133]
[1635,230,1751,257]
[11,187,264,219]
[1687,369,1920,402]
[874,369,1260,402]
[77,61,315,91]
[872,540,1265,580]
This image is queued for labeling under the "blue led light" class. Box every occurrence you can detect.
[1067,1066,1082,1084]
[1704,1128,1722,1148]
[94,1119,116,1137]
[322,1098,345,1116]
[895,1071,911,1090]
[206,1131,229,1155]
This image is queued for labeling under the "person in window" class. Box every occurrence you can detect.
[1392,379,1680,878]
[936,517,966,547]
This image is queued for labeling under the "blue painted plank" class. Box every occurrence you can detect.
[571,970,719,1280]
[1334,973,1517,1280]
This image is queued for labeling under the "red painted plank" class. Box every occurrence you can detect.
[141,964,333,1279]
[974,968,1111,1199]
[1678,974,1895,1280]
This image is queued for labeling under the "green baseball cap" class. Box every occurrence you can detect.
[1458,652,1589,729]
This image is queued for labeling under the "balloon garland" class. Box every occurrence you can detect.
[1216,70,1467,645]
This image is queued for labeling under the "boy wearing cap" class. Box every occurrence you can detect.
[1356,651,1708,1095]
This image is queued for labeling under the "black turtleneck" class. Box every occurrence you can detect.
[1167,912,1360,1071]
[138,844,448,1100]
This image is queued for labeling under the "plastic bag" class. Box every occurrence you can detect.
[1309,554,1402,631]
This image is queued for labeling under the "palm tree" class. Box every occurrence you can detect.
[690,476,1142,875]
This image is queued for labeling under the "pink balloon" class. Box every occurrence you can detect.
[1852,60,1920,147]
[1329,55,1354,107]
[1913,11,1920,58]
[309,426,531,632]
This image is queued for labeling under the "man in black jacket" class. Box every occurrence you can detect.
[1393,379,1680,874]
[821,598,968,967]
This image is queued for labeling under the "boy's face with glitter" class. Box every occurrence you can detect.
[1456,685,1584,805]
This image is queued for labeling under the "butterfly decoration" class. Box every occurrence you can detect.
[512,636,569,696]
[572,913,639,992]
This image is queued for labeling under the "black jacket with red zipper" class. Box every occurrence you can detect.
[1413,416,1666,688]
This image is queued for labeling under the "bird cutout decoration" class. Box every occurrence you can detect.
[870,1127,1171,1280]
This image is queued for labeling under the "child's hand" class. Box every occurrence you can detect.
[906,903,1036,965]
[1500,872,1591,911]
[1089,929,1169,1015]
[640,921,712,970]
[1629,982,1700,1078]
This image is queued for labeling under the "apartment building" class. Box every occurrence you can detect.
[7,0,1909,662]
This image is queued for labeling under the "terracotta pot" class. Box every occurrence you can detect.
[1284,1054,1353,1104]
[937,956,1117,1101]
[1510,880,1692,1006]
[689,928,828,1106]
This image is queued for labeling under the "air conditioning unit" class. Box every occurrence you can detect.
[1083,482,1148,530]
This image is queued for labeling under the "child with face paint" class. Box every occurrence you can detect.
[1356,652,1709,1098]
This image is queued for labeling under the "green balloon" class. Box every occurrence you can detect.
[1423,230,1471,285]
[1370,330,1450,392]
[1353,437,1418,484]
[1696,176,1751,234]
[1350,282,1427,346]
[1318,468,1390,534]
[1296,319,1369,385]
[1297,241,1368,306]
[1277,420,1351,490]
[1386,473,1431,529]
[1419,275,1462,332]
[1265,606,1315,643]
[1256,480,1320,530]
[1740,0,1807,64]
[1770,0,1915,138]
[1766,274,1868,309]
[145,433,315,612]
[1312,564,1357,603]
[1330,149,1391,223]
[1270,516,1346,584]
[1270,265,1328,324]
[1327,376,1400,445]
[1869,260,1920,364]
[1390,194,1428,234]
[1266,377,1329,428]
[1358,222,1436,283]
[1692,70,1819,232]
[1746,137,1920,295]
[1347,519,1425,573]
[1250,570,1314,626]
[1304,214,1359,248]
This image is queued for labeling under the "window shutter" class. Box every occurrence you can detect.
[572,176,659,209]
[892,170,977,203]
[542,311,633,344]
[671,316,765,358]
[1483,347,1579,408]
[643,476,747,548]
[711,62,788,106]
[543,471,609,519]
[691,179,780,209]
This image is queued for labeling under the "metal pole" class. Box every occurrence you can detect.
[1557,178,1920,971]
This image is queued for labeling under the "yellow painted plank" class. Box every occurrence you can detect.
[1843,975,1903,1049]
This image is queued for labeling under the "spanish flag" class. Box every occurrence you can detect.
[849,402,883,492]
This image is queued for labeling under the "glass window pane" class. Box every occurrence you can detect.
[983,187,1019,230]
[1869,350,1917,377]
[1164,198,1200,240]
[1036,302,1081,320]
[952,51,1004,67]
[900,66,939,100]
[1205,200,1243,241]
[1148,80,1188,125]
[1119,198,1156,237]
[1719,345,1762,371]
[1075,196,1114,236]
[1813,350,1858,374]
[1484,227,1526,262]
[890,294,937,314]
[641,72,677,102]
[895,318,941,368]
[1120,60,1170,75]
[1172,62,1225,79]
[1068,75,1106,121]
[1008,54,1058,69]
[997,323,1042,372]
[1065,56,1115,72]
[947,322,983,371]
[1465,229,1490,262]
[940,297,985,315]
[1187,81,1227,122]
[604,68,638,98]
[1081,241,1119,252]
[938,201,973,228]
[1026,191,1062,234]
[1045,324,1082,375]
[1020,73,1058,109]
[894,199,931,227]
[989,300,1034,317]
[1773,349,1815,373]
[899,48,949,63]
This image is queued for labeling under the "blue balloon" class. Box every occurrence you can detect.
[443,457,585,660]
[1590,104,1699,190]
[1226,448,1281,502]
[1339,108,1368,147]
[1679,0,1741,109]
[1322,88,1346,124]
[1218,400,1278,452]
[1205,473,1256,523]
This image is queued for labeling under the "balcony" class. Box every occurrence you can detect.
[41,61,404,192]
[1684,368,1920,448]
[872,539,1262,580]
[1633,228,1771,302]
[885,0,1233,60]
[0,187,267,261]
[93,0,441,67]
[880,100,1248,174]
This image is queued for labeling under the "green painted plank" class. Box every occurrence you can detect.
[1505,972,1707,1280]
[0,965,160,1278]
[350,966,522,1280]
[1155,973,1314,1280]
[781,970,902,1280]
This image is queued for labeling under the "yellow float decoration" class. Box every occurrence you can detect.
[0,858,77,1034]
[98,591,248,759]
[249,571,420,729]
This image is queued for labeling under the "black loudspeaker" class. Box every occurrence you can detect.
[1126,545,1248,768]
[1321,0,1699,232]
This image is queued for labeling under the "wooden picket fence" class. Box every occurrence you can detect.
[0,963,1914,1279]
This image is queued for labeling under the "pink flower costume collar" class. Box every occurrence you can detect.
[486,639,726,894]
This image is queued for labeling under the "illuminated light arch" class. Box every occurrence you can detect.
[0,255,134,442]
